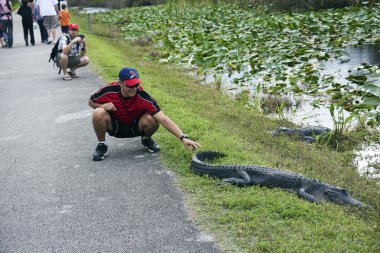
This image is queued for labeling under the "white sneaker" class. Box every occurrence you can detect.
[47,38,53,44]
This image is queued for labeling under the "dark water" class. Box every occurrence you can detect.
[322,44,380,81]
[344,44,380,66]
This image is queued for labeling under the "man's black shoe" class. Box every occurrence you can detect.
[93,143,108,161]
[141,137,160,153]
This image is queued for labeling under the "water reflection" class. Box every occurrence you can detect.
[202,44,379,180]
[345,44,380,66]
[79,7,110,14]
[322,44,380,83]
[353,143,380,181]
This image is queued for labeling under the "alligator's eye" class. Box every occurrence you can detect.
[326,191,337,197]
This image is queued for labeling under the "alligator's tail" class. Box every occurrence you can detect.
[190,151,227,176]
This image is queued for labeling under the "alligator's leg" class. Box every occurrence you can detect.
[222,170,251,186]
[297,188,320,204]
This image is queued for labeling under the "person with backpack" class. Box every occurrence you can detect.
[17,0,35,46]
[89,67,200,161]
[56,23,89,80]
[0,0,13,48]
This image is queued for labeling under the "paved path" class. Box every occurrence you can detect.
[0,13,221,253]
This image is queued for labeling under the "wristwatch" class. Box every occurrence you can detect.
[179,134,190,141]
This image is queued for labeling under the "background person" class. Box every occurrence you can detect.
[58,3,68,33]
[0,0,13,48]
[0,25,5,47]
[27,0,34,15]
[38,0,58,44]
[33,0,48,43]
[89,67,200,161]
[56,23,89,80]
[17,0,35,46]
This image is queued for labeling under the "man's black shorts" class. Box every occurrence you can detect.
[107,117,142,138]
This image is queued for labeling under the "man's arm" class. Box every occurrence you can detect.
[88,99,117,111]
[62,36,82,55]
[153,111,200,150]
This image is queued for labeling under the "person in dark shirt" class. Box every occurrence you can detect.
[17,0,35,46]
[89,67,200,161]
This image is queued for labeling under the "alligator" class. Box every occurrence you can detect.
[191,151,369,207]
[272,126,331,143]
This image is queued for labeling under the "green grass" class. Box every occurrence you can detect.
[72,12,380,253]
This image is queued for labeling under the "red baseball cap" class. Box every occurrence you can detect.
[69,23,79,31]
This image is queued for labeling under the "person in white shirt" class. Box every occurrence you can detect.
[37,0,58,44]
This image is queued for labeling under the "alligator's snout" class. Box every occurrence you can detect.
[324,187,369,208]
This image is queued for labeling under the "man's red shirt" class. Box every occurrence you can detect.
[90,82,160,125]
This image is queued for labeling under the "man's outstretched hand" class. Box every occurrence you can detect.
[182,138,201,151]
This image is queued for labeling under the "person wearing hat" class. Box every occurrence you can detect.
[89,67,201,161]
[57,23,89,80]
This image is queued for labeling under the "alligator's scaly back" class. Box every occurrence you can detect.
[190,151,369,207]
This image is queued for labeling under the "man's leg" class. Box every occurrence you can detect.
[70,56,90,77]
[92,108,113,161]
[138,113,160,152]
[8,20,13,47]
[58,53,71,79]
[22,23,28,46]
[138,113,159,137]
[51,15,59,42]
[51,27,56,41]
[43,16,53,44]
[29,24,35,45]
[92,108,113,142]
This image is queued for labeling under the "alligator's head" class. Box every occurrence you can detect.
[272,127,294,136]
[323,186,369,208]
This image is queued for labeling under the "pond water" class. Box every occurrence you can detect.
[283,44,380,129]
[201,44,380,180]
[78,7,110,14]
[323,44,380,83]
[202,44,380,129]
[353,142,380,182]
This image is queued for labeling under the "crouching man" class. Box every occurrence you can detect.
[88,67,201,161]
[57,23,89,80]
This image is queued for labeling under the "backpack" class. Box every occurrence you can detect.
[0,0,12,19]
[49,34,70,74]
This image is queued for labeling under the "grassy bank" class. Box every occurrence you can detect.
[72,12,379,253]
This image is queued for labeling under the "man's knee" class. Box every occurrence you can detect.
[58,53,68,66]
[93,108,110,121]
[80,56,90,66]
[139,113,158,127]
